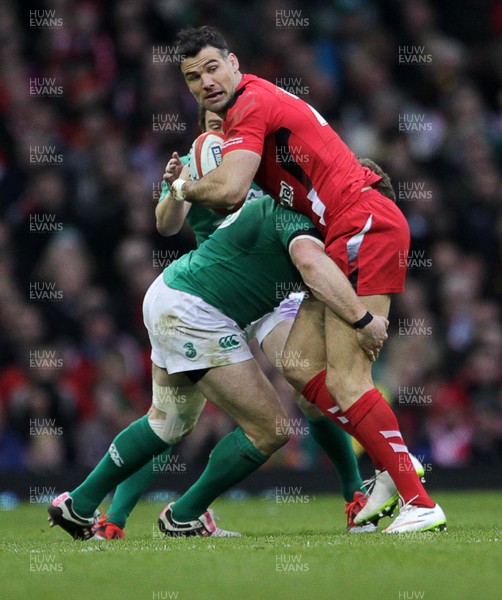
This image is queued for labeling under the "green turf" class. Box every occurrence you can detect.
[0,491,501,600]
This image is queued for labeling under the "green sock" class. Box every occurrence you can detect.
[171,427,268,522]
[106,448,173,529]
[307,416,364,502]
[71,415,169,517]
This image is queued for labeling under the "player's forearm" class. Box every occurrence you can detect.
[182,174,242,208]
[172,149,260,208]
[155,195,190,236]
[292,243,368,326]
[307,261,368,325]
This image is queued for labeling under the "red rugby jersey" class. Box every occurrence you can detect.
[222,74,381,236]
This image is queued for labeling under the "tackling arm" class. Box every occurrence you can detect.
[289,237,389,360]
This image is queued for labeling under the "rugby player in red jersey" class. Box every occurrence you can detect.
[165,26,446,533]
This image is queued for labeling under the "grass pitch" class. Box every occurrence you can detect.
[0,491,501,600]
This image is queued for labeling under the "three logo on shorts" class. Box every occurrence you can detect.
[218,335,241,351]
[183,342,197,359]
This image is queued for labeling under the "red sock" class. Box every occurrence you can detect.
[344,388,434,507]
[301,370,382,468]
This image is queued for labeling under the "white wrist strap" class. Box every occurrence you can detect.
[171,179,186,202]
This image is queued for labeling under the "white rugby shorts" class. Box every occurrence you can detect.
[143,275,252,374]
[245,292,305,346]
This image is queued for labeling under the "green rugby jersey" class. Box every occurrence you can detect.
[163,196,322,329]
[158,155,264,246]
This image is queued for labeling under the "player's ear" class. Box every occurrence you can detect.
[228,52,239,72]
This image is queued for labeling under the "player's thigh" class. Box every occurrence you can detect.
[325,294,391,410]
[260,318,293,374]
[282,294,327,391]
[152,362,182,386]
[194,359,290,454]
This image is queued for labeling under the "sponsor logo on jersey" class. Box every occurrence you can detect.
[218,335,241,350]
[278,181,294,207]
[245,188,264,201]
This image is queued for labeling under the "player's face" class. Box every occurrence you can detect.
[181,46,240,115]
[205,110,223,132]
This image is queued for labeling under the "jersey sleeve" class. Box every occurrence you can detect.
[158,180,170,203]
[274,207,324,250]
[222,90,269,156]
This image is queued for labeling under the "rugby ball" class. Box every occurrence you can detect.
[188,130,244,215]
[189,131,225,180]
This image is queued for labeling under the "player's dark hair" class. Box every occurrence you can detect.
[358,157,396,202]
[198,105,207,132]
[174,26,229,66]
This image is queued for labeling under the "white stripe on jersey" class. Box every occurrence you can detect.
[307,186,327,226]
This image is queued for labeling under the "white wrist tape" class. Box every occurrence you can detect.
[171,178,187,202]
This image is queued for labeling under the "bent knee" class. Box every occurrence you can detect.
[325,371,371,409]
[247,421,291,455]
[148,407,200,445]
[282,361,313,393]
[148,416,197,445]
[325,372,349,403]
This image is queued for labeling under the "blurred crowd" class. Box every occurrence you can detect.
[1,0,501,475]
